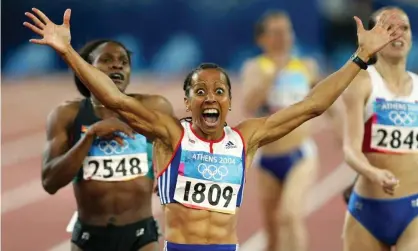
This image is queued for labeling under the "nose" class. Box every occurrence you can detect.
[204,92,216,104]
[110,61,123,70]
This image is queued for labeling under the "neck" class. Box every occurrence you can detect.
[374,57,408,86]
[264,51,291,61]
[191,122,224,141]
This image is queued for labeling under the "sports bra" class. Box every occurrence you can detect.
[157,121,246,214]
[362,66,418,154]
[256,56,311,116]
[71,99,153,182]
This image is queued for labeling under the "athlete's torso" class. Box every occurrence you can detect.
[157,120,246,243]
[256,56,313,154]
[71,98,154,225]
[357,66,418,198]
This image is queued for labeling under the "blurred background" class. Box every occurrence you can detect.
[2,0,418,251]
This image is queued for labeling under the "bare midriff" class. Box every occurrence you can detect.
[355,152,418,198]
[164,203,239,244]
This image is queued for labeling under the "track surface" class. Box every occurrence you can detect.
[1,75,356,251]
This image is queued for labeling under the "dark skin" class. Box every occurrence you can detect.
[41,42,173,251]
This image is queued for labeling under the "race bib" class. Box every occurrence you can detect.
[370,100,418,153]
[82,134,149,181]
[174,151,243,214]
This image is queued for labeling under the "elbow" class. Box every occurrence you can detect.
[42,179,58,195]
[41,169,58,195]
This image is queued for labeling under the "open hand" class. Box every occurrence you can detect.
[23,8,72,54]
[354,10,406,57]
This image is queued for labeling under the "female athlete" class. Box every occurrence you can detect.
[24,7,405,251]
[342,7,418,251]
[40,39,172,251]
[241,11,320,251]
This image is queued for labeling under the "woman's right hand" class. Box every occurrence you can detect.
[23,8,72,54]
[354,10,405,58]
[87,118,135,146]
[367,167,399,195]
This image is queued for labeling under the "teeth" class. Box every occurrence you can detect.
[109,73,123,80]
[392,41,404,47]
[203,109,219,115]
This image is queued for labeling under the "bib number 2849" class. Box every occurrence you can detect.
[375,128,418,150]
[183,181,233,208]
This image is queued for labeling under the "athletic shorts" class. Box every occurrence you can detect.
[71,216,159,251]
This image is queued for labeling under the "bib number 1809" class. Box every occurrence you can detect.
[183,181,233,207]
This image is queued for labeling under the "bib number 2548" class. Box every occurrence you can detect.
[88,157,142,178]
[183,181,233,207]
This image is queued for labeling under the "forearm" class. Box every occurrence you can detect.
[42,133,95,194]
[308,48,369,113]
[343,146,376,179]
[60,46,123,108]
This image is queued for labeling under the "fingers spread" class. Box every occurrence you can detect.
[31,8,51,24]
[353,16,365,32]
[63,9,71,27]
[28,39,46,45]
[23,22,43,36]
[25,12,45,28]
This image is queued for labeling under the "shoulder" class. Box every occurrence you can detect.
[48,99,81,120]
[46,99,82,130]
[241,57,265,75]
[130,93,174,115]
[300,57,320,84]
[300,57,317,72]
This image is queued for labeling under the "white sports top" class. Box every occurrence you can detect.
[362,65,418,154]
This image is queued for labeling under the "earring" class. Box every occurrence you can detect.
[229,107,232,111]
[186,108,190,112]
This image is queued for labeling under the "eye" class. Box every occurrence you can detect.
[101,57,112,63]
[216,88,225,95]
[196,89,205,95]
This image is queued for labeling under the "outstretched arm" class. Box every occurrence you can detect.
[23,8,178,143]
[238,53,368,151]
[237,12,405,154]
[60,41,170,139]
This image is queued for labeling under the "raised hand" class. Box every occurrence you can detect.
[354,10,405,57]
[23,8,72,54]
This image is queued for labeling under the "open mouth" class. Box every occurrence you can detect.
[391,40,405,48]
[201,108,220,127]
[108,72,125,82]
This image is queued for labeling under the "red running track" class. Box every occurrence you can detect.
[1,76,355,251]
